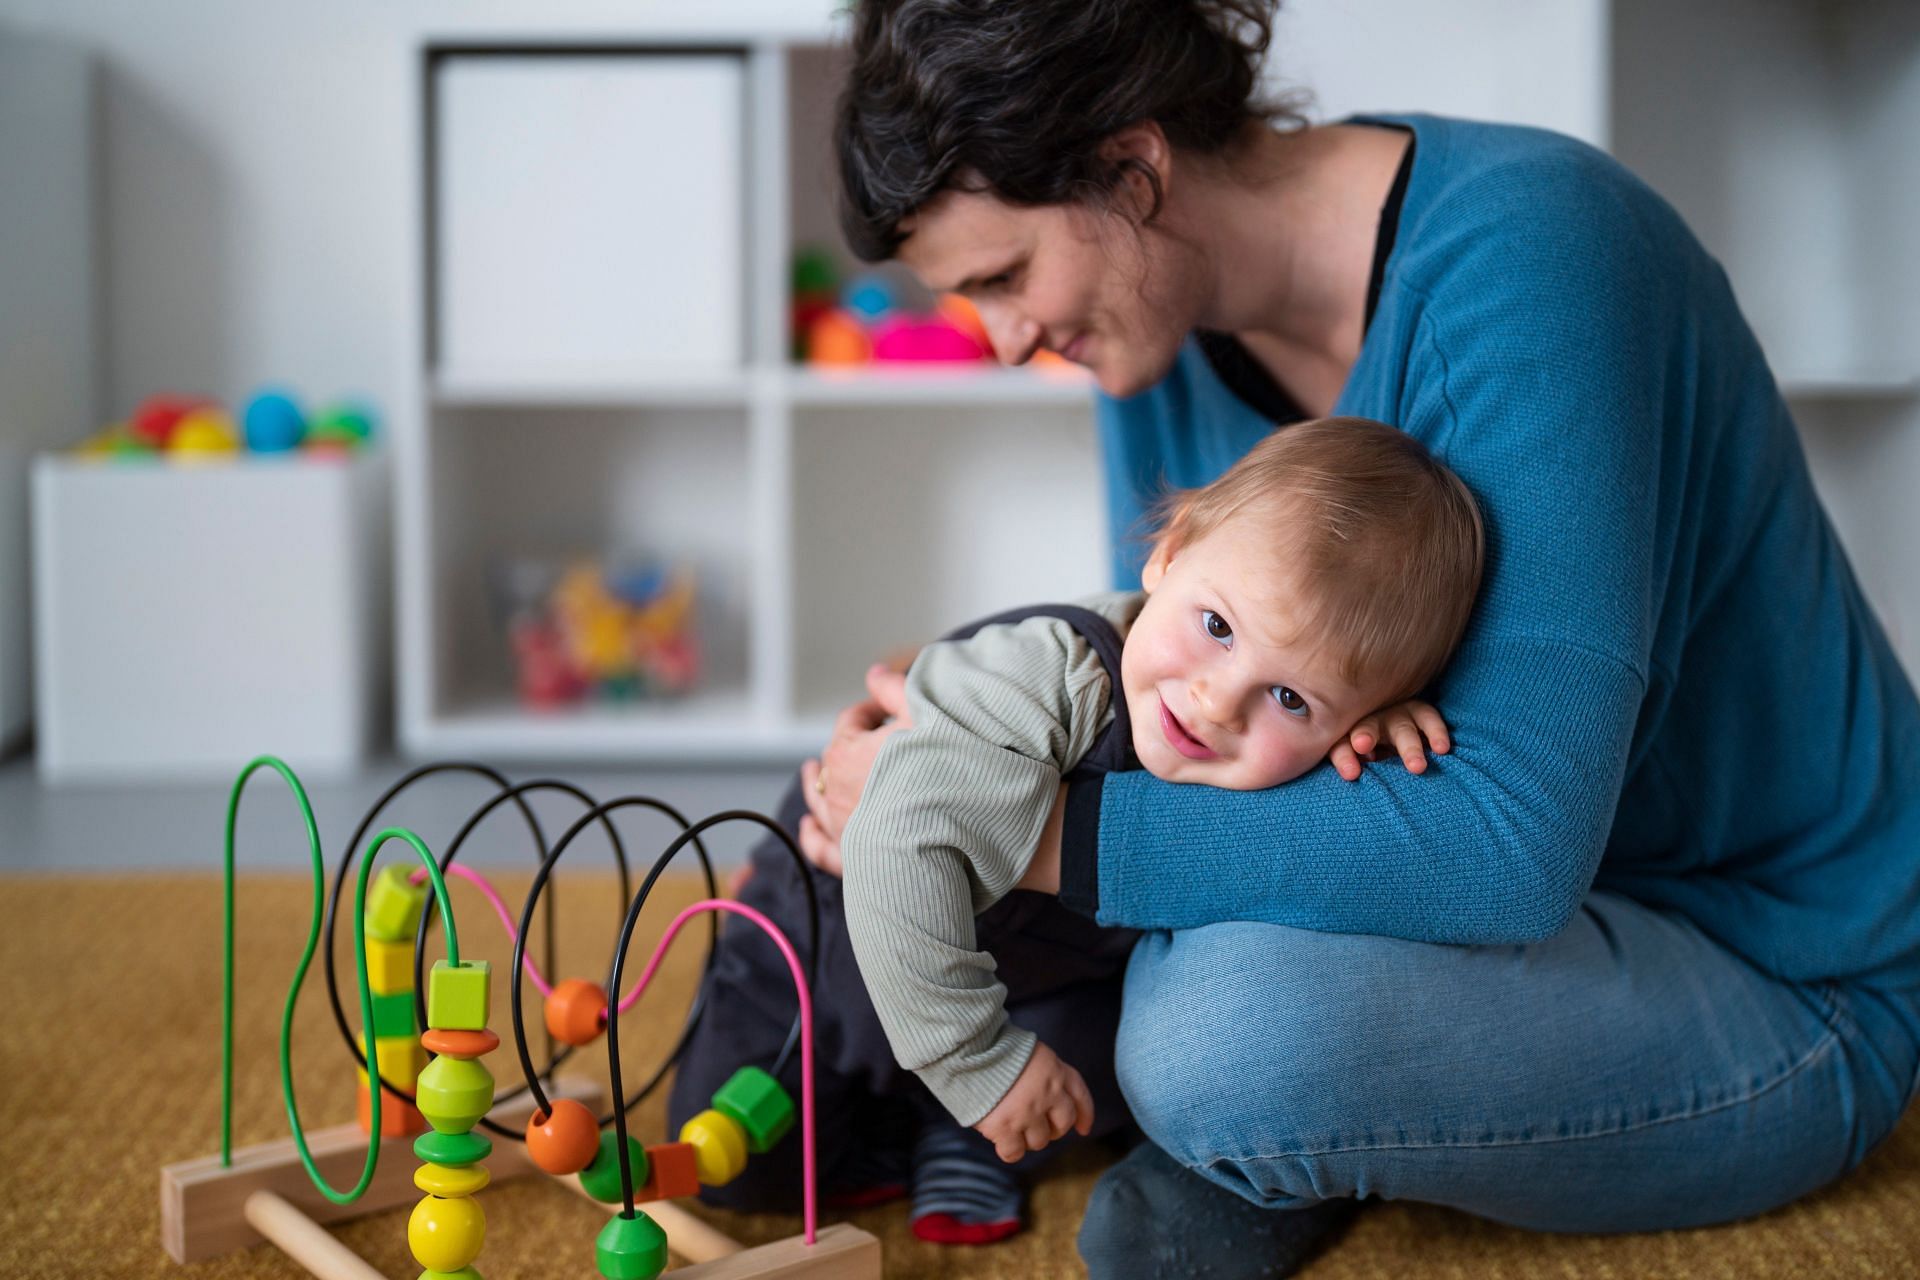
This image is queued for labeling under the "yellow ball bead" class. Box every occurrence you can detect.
[408,1193,485,1272]
[678,1109,749,1186]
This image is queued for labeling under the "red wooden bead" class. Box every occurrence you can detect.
[544,978,606,1047]
[636,1141,700,1202]
[525,1097,600,1175]
[421,1027,500,1059]
[357,1080,427,1137]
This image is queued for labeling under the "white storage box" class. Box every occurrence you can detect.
[434,52,747,380]
[31,453,388,782]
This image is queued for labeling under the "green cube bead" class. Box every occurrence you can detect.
[364,864,428,942]
[595,1210,667,1280]
[428,960,491,1032]
[370,989,416,1038]
[415,1052,495,1135]
[413,1128,492,1168]
[579,1131,650,1204]
[712,1066,794,1154]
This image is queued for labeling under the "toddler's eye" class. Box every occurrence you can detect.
[1272,686,1309,717]
[1201,610,1233,646]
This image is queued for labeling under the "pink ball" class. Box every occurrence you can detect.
[872,319,988,363]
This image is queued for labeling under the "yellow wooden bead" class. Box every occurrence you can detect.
[678,1109,749,1186]
[364,936,417,995]
[414,1161,491,1197]
[356,1032,427,1090]
[408,1193,485,1272]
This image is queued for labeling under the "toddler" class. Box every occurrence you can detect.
[668,415,1483,1241]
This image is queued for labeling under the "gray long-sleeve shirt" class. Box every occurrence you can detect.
[839,592,1145,1125]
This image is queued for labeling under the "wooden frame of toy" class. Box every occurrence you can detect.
[159,756,879,1279]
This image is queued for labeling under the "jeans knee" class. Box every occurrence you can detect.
[1116,923,1409,1172]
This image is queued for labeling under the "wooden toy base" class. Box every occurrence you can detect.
[159,1080,879,1278]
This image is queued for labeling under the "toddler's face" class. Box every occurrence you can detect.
[1122,520,1383,790]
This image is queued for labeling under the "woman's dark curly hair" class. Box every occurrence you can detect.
[835,0,1300,262]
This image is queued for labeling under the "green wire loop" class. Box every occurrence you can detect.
[221,754,462,1205]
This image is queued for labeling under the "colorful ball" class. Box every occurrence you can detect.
[806,310,871,366]
[841,272,897,321]
[408,1193,486,1272]
[243,388,306,453]
[545,978,607,1047]
[130,394,202,448]
[312,400,376,442]
[525,1098,601,1175]
[596,1210,669,1280]
[872,318,989,363]
[169,407,240,456]
[579,1130,651,1204]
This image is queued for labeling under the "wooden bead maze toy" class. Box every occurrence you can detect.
[160,755,879,1279]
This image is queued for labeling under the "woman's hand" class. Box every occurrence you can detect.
[1328,699,1452,781]
[796,663,914,876]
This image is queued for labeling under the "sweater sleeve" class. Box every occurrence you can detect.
[1066,152,1679,942]
[839,615,1113,1125]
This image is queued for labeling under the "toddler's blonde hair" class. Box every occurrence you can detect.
[1153,416,1485,705]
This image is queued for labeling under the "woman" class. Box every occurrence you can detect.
[795,0,1920,1275]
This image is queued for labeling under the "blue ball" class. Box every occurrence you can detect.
[243,389,306,453]
[842,274,897,321]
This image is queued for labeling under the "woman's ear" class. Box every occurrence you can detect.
[1100,121,1173,219]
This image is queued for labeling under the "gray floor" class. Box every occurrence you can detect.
[0,751,796,873]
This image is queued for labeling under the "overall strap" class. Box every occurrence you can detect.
[938,603,1140,778]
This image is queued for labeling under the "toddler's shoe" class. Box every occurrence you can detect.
[909,1120,1023,1245]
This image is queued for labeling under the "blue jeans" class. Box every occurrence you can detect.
[1115,890,1920,1231]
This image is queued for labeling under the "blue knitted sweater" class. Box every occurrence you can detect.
[1062,114,1920,987]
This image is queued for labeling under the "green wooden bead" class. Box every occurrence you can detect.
[428,960,491,1032]
[595,1211,667,1280]
[371,988,417,1038]
[414,1129,492,1168]
[415,1053,495,1135]
[711,1066,794,1154]
[579,1131,650,1204]
[418,1270,481,1280]
[365,864,428,942]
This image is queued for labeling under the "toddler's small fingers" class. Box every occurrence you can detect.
[1069,1074,1096,1136]
[1413,702,1452,753]
[1327,742,1361,782]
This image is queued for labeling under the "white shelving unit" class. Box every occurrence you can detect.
[397,5,1919,763]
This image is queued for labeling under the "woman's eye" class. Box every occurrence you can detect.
[1272,686,1309,717]
[1201,610,1233,645]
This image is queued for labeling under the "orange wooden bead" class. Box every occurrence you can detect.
[525,1097,601,1175]
[636,1141,700,1202]
[357,1080,428,1137]
[421,1027,500,1059]
[544,978,607,1047]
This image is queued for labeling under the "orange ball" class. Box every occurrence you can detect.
[526,1097,601,1175]
[545,978,607,1047]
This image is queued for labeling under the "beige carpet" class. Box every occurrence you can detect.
[2,872,1916,1278]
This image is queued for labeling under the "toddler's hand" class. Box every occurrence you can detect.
[1329,699,1452,781]
[974,1041,1094,1163]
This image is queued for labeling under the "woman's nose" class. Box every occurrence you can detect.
[980,306,1040,365]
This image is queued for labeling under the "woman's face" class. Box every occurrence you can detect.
[895,186,1202,398]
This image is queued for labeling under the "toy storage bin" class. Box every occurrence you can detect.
[30,452,389,782]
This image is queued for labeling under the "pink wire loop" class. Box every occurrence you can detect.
[407,866,817,1243]
[410,863,554,998]
[625,899,816,1244]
